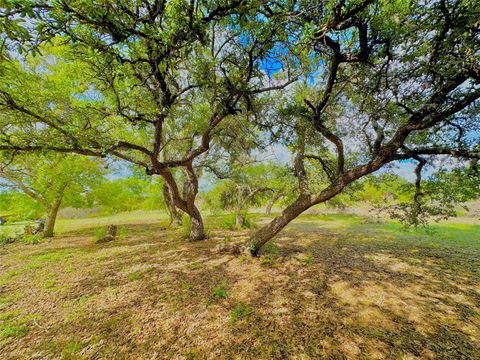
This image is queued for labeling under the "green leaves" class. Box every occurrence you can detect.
[0,0,478,235]
[0,153,106,214]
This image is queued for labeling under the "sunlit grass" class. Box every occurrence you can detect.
[55,210,169,233]
[0,210,170,237]
[348,220,480,250]
[273,212,480,251]
[0,210,479,358]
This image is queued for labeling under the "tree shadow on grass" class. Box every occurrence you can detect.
[259,224,480,359]
[1,219,479,358]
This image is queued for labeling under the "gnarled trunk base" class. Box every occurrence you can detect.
[189,207,206,241]
[189,216,205,241]
[159,168,205,241]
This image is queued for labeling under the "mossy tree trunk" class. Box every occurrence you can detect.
[43,184,67,238]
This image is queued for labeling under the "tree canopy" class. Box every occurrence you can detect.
[0,0,479,253]
[0,152,104,236]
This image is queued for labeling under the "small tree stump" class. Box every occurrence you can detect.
[96,225,118,243]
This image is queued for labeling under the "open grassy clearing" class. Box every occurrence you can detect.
[0,213,479,359]
[0,211,170,238]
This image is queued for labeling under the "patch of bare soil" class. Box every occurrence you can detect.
[0,222,479,359]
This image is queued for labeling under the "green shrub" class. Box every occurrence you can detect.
[0,233,16,245]
[259,242,281,267]
[0,311,18,321]
[0,312,32,338]
[93,225,126,242]
[241,214,254,229]
[93,227,107,242]
[42,279,57,289]
[182,282,193,290]
[260,255,277,267]
[63,340,82,355]
[127,272,142,281]
[22,234,42,244]
[117,225,128,239]
[0,293,21,306]
[220,214,236,230]
[0,231,42,245]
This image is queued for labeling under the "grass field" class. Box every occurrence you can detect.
[1,212,479,359]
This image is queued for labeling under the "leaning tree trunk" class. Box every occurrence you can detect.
[43,194,64,238]
[247,195,312,256]
[265,192,283,216]
[162,184,182,226]
[247,126,314,255]
[247,164,375,256]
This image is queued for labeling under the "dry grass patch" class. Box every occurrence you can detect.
[0,214,479,358]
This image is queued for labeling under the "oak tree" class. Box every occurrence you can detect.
[0,0,295,240]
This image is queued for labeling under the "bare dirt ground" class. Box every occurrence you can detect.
[1,214,479,359]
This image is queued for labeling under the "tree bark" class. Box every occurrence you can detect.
[247,154,392,255]
[248,195,313,256]
[162,184,182,226]
[43,194,63,238]
[235,184,245,228]
[183,164,206,240]
[189,205,205,241]
[158,167,206,240]
[236,212,245,228]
